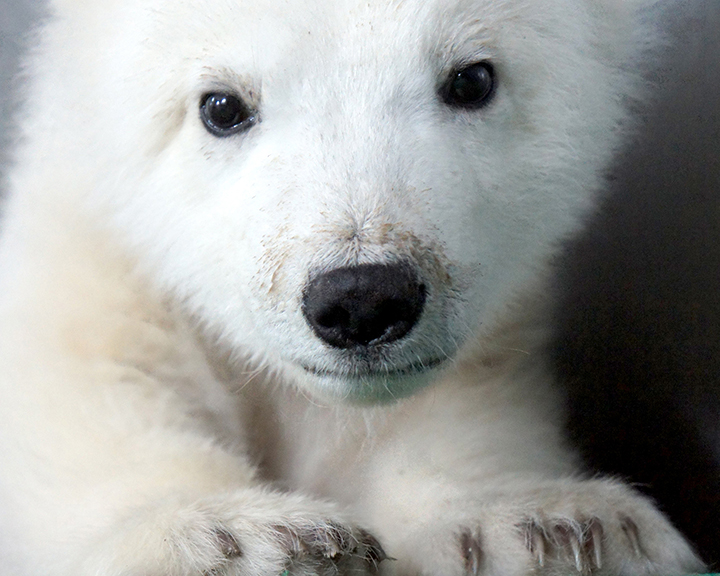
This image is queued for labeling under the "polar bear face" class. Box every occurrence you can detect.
[35,0,647,402]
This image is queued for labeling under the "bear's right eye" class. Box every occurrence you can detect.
[440,61,496,110]
[200,92,256,137]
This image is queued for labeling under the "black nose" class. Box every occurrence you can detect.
[302,263,426,349]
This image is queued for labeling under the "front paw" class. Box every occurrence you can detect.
[378,479,704,576]
[73,490,386,576]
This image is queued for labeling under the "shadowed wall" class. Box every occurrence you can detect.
[553,1,720,566]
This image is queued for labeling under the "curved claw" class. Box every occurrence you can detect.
[459,529,483,576]
[521,517,604,575]
[272,522,388,574]
[620,515,645,559]
[586,517,604,570]
[214,527,243,559]
[523,519,547,567]
[358,528,390,572]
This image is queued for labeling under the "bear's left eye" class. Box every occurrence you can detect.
[440,61,495,110]
[200,92,256,137]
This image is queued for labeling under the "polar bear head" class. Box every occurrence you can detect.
[29,0,655,402]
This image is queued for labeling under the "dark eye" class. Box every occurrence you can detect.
[200,92,255,137]
[441,62,495,110]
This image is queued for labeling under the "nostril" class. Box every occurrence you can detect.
[316,306,351,331]
[302,263,426,349]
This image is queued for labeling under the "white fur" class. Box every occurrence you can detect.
[0,0,704,574]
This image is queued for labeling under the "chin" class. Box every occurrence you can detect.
[291,357,449,405]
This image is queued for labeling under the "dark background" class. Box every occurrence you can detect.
[552,0,720,566]
[2,0,719,568]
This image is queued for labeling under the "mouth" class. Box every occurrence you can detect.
[295,261,456,401]
[300,355,447,379]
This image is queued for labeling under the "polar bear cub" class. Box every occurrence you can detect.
[0,0,705,574]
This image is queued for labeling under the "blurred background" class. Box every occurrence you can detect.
[2,0,719,568]
[0,1,40,168]
[552,0,720,567]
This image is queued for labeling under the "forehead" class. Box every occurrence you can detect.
[148,0,522,73]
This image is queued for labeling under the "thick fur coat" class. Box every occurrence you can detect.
[0,0,705,574]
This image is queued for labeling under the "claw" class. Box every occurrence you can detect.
[358,528,390,572]
[533,527,547,567]
[620,516,645,559]
[570,533,583,572]
[273,522,387,573]
[213,527,243,559]
[273,525,304,557]
[549,521,577,563]
[201,528,243,576]
[526,518,601,574]
[459,529,483,576]
[586,518,603,570]
[316,524,345,558]
[522,520,547,567]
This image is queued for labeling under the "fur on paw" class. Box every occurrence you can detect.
[266,521,386,575]
[72,491,386,576]
[519,516,604,574]
[376,479,704,576]
[517,513,669,574]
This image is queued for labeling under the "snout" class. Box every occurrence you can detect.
[302,263,426,349]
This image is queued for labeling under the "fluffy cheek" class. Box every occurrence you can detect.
[105,119,549,400]
[243,200,486,387]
